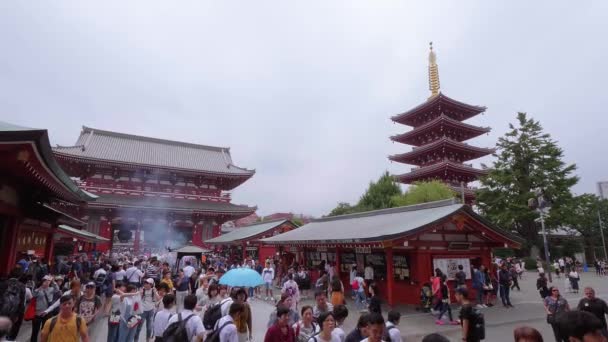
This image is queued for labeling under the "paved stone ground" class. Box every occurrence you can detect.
[16,271,606,341]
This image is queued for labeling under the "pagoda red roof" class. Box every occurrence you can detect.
[394,161,489,184]
[390,114,490,146]
[389,138,495,165]
[391,93,486,127]
[54,126,255,180]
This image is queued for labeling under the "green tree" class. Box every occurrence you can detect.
[562,194,608,260]
[476,112,578,253]
[328,202,357,217]
[357,171,402,211]
[392,180,455,206]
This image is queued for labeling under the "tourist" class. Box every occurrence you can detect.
[262,261,275,301]
[135,278,158,342]
[544,286,570,342]
[166,294,205,342]
[153,294,175,341]
[569,268,581,294]
[160,271,174,293]
[107,281,129,342]
[536,272,549,299]
[558,257,566,274]
[75,282,102,333]
[267,294,300,328]
[421,333,450,342]
[282,273,301,311]
[145,258,160,284]
[352,273,366,311]
[345,314,369,342]
[455,288,481,342]
[219,285,229,299]
[385,310,402,342]
[455,265,467,289]
[331,304,348,342]
[349,266,358,298]
[264,305,296,342]
[313,290,334,319]
[43,279,82,315]
[510,264,521,291]
[232,288,252,342]
[40,294,89,342]
[577,287,608,334]
[155,283,172,312]
[205,283,222,307]
[557,310,607,342]
[293,305,320,342]
[30,275,59,342]
[361,313,385,342]
[114,264,126,287]
[435,277,457,326]
[554,260,561,279]
[125,261,144,288]
[174,269,191,313]
[472,266,486,308]
[116,284,142,342]
[103,265,118,315]
[315,272,329,295]
[367,283,381,315]
[482,267,495,307]
[513,326,544,342]
[364,264,374,286]
[329,276,344,307]
[431,269,444,313]
[312,311,340,342]
[498,263,514,308]
[216,302,245,342]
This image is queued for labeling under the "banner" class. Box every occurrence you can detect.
[432,258,471,280]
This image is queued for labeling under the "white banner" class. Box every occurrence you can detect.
[432,258,471,280]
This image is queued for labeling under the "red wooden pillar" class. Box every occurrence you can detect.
[192,222,203,247]
[133,222,141,255]
[386,246,395,306]
[99,219,112,252]
[0,218,20,276]
[44,227,56,265]
[72,239,79,255]
[335,247,341,281]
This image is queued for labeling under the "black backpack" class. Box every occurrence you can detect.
[162,313,195,342]
[0,279,25,320]
[203,298,230,330]
[382,325,397,341]
[205,321,233,342]
[471,308,485,340]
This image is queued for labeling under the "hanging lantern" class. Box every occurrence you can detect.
[117,229,132,242]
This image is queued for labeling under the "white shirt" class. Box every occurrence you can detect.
[220,298,234,317]
[141,287,156,312]
[126,266,144,282]
[153,309,174,337]
[309,334,341,342]
[332,326,346,342]
[216,315,238,342]
[360,339,386,342]
[364,266,374,280]
[93,268,106,280]
[115,269,126,281]
[167,309,205,342]
[183,265,196,278]
[559,259,565,267]
[386,322,402,342]
[262,267,274,282]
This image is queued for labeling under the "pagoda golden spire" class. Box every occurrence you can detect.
[428,42,440,99]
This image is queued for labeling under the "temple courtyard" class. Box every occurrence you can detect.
[14,270,607,341]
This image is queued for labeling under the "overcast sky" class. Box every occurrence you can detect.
[1,2,606,217]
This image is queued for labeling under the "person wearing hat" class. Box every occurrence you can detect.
[135,278,159,342]
[75,282,102,334]
[30,275,59,342]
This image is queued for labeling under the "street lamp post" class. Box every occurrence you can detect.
[538,208,552,283]
[530,188,552,283]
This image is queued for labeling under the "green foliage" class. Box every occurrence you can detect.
[358,171,402,211]
[392,180,455,206]
[476,112,578,253]
[493,248,516,258]
[560,194,608,259]
[327,202,357,217]
[522,257,538,270]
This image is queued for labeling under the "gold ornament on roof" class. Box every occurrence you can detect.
[428,42,440,99]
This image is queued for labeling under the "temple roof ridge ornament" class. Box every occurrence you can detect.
[428,42,440,99]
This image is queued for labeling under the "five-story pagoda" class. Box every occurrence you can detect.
[389,44,494,200]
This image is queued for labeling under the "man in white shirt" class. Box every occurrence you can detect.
[126,261,144,288]
[215,302,244,342]
[153,294,175,339]
[166,295,205,342]
[361,313,386,342]
[183,260,196,279]
[385,310,402,342]
[364,264,374,283]
[262,261,275,301]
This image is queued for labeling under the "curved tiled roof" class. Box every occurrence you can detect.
[390,114,490,146]
[391,93,486,126]
[389,138,495,164]
[206,219,294,244]
[54,126,254,177]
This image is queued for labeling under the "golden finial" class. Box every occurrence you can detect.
[428,42,440,99]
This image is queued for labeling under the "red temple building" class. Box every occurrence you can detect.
[389,44,494,200]
[52,126,256,254]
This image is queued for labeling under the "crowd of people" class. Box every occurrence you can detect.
[1,251,608,342]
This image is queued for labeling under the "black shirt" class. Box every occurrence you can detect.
[459,304,479,342]
[344,328,364,342]
[369,296,382,314]
[578,298,608,328]
[455,270,466,285]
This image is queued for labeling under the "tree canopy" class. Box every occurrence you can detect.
[392,180,455,207]
[476,112,578,253]
[561,194,608,260]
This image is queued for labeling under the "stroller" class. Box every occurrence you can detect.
[417,282,433,312]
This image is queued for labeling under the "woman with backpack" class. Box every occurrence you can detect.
[293,305,319,342]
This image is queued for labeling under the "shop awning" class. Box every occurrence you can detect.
[57,224,110,243]
[261,199,521,247]
[206,219,292,244]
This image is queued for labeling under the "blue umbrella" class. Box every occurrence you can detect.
[219,267,264,287]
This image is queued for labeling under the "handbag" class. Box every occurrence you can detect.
[126,315,142,328]
[546,299,559,324]
[109,310,120,325]
[24,298,37,321]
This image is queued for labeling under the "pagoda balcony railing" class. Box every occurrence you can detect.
[81,185,232,202]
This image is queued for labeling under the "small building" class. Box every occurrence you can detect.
[206,219,298,264]
[0,122,98,275]
[261,199,520,306]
